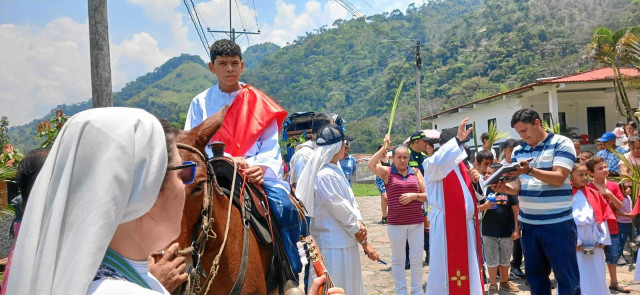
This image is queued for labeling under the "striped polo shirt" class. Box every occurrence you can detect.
[386,165,424,225]
[512,132,576,225]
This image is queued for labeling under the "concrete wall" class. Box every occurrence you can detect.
[430,96,524,145]
[429,83,640,146]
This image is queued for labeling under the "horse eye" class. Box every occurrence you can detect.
[190,183,204,195]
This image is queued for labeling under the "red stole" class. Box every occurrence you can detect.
[442,162,484,295]
[573,187,616,223]
[210,84,288,157]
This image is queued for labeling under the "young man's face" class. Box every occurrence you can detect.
[589,161,609,180]
[209,56,244,87]
[476,158,493,175]
[513,120,544,147]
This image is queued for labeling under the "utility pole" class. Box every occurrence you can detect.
[415,41,422,131]
[207,0,260,42]
[88,0,113,107]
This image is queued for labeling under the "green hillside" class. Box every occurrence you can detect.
[9,0,640,154]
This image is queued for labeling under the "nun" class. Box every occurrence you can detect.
[296,123,379,295]
[5,108,191,295]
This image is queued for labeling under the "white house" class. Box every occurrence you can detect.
[422,67,640,150]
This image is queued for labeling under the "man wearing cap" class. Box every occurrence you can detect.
[289,113,334,187]
[409,131,431,175]
[339,141,357,187]
[296,123,380,295]
[423,118,484,295]
[596,132,629,176]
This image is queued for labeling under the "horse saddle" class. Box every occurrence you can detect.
[209,157,273,245]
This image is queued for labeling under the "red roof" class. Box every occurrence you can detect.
[549,67,640,83]
[422,67,640,120]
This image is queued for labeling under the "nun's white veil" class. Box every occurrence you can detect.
[296,141,343,217]
[6,107,168,295]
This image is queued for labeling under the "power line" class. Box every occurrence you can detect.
[183,0,209,55]
[189,0,209,46]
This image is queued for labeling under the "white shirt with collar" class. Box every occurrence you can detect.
[185,83,289,192]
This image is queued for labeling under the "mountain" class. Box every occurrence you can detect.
[9,0,640,154]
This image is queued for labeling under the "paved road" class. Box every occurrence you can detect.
[355,196,640,294]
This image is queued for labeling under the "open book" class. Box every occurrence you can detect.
[479,161,527,191]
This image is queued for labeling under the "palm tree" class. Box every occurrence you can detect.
[486,121,509,150]
[587,26,640,123]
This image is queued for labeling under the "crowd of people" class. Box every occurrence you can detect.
[3,37,640,295]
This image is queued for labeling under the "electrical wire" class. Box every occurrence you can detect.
[183,0,209,55]
[189,0,209,46]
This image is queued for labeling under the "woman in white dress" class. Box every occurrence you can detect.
[571,163,614,295]
[297,123,380,295]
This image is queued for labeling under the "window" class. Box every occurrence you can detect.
[487,118,496,129]
[543,112,566,132]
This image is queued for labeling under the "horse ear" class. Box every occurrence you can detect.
[186,106,227,151]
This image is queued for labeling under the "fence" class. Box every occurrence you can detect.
[355,162,376,183]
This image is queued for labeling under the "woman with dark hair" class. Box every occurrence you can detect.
[626,121,638,138]
[368,134,426,295]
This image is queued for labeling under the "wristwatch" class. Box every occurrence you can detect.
[527,167,534,176]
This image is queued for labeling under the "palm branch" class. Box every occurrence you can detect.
[486,121,509,149]
[610,147,640,269]
[542,118,561,134]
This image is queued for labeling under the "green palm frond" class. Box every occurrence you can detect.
[542,119,561,134]
[487,121,509,149]
[610,148,640,205]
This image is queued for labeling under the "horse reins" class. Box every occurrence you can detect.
[171,142,250,295]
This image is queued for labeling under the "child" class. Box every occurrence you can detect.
[585,157,630,293]
[617,182,634,265]
[478,163,520,294]
[571,162,615,295]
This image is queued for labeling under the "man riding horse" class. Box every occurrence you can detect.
[184,39,306,287]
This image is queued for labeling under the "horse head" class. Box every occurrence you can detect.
[172,106,273,294]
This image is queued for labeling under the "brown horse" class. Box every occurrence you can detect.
[172,108,273,294]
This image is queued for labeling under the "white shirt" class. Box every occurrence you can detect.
[185,83,289,192]
[310,163,364,249]
[87,258,169,295]
[289,141,316,185]
[572,189,611,247]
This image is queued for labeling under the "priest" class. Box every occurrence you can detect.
[423,118,484,295]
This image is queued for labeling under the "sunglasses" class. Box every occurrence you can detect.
[168,161,197,184]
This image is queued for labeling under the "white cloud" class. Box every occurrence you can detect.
[0,18,92,126]
[0,1,199,125]
[255,0,349,46]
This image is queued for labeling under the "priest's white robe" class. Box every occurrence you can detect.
[572,189,611,295]
[423,138,483,295]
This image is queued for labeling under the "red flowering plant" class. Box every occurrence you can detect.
[36,108,68,149]
[0,116,23,182]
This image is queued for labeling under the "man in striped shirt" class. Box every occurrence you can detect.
[493,109,579,295]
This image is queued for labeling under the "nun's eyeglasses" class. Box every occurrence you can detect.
[168,161,197,184]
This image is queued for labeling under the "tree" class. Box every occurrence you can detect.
[586,26,640,123]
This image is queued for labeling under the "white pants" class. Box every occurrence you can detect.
[387,223,424,295]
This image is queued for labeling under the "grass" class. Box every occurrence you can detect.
[352,182,380,197]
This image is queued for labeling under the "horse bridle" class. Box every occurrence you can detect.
[175,142,252,295]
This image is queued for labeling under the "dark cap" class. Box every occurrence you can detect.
[410,131,427,142]
[316,123,353,146]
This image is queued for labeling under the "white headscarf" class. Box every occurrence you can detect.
[296,141,342,217]
[6,107,168,295]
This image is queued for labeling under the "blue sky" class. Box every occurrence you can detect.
[0,0,418,125]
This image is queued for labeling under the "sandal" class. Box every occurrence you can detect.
[609,282,631,293]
